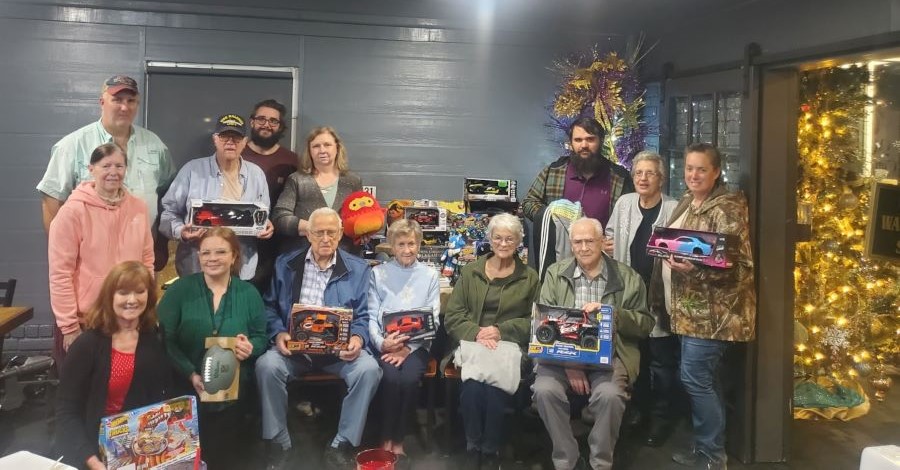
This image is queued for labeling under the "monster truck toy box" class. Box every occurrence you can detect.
[189,199,269,236]
[382,308,436,342]
[528,303,614,369]
[288,304,352,354]
[645,226,736,269]
[99,395,200,470]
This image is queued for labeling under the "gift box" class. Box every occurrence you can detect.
[189,200,268,236]
[288,305,353,354]
[382,308,436,342]
[645,226,736,269]
[99,395,200,470]
[404,206,448,232]
[528,303,614,369]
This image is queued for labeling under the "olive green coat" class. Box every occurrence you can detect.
[539,254,653,384]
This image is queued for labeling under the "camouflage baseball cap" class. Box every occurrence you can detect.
[103,75,139,95]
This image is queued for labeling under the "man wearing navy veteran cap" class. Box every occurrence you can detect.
[160,114,274,281]
[37,74,173,231]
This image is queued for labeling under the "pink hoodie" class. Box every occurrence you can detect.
[48,182,154,333]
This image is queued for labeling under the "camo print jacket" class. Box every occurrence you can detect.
[649,185,756,342]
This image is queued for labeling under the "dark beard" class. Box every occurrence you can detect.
[250,128,285,150]
[570,151,605,176]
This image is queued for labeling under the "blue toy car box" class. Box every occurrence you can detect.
[528,303,614,369]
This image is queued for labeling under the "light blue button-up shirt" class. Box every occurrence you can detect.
[37,120,174,225]
[160,155,269,280]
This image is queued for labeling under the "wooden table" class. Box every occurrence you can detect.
[0,306,34,360]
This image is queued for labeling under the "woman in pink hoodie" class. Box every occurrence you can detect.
[48,143,154,361]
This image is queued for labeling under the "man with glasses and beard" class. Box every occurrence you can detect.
[243,99,298,290]
[523,117,633,278]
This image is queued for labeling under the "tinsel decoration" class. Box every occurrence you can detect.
[547,36,651,169]
[793,65,899,415]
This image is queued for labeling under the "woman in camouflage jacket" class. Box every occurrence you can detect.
[648,143,756,470]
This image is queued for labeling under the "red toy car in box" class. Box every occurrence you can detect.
[386,316,424,335]
[534,310,599,350]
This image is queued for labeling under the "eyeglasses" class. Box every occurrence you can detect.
[310,229,340,240]
[250,116,282,127]
[491,236,518,246]
[217,134,244,143]
[633,170,660,179]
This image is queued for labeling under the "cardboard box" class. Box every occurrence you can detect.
[288,305,353,354]
[382,308,436,342]
[189,199,269,236]
[99,395,200,470]
[464,178,517,202]
[645,227,736,269]
[404,206,448,232]
[528,303,614,369]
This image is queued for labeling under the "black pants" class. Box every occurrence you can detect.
[199,402,243,470]
[647,335,681,423]
[459,380,511,455]
[375,348,429,442]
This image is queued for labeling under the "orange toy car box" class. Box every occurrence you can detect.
[289,305,352,354]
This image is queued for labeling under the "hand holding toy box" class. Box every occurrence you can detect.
[99,395,200,470]
[289,305,352,354]
[528,303,614,369]
[645,226,736,268]
[382,308,436,342]
[189,199,268,236]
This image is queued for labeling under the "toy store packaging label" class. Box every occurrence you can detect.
[188,199,268,236]
[645,227,737,269]
[288,304,352,354]
[403,206,448,231]
[528,303,614,370]
[382,307,436,342]
[99,395,200,470]
[464,178,517,202]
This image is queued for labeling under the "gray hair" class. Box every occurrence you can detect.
[386,218,423,245]
[486,213,524,243]
[569,217,604,240]
[631,150,666,182]
[308,207,343,231]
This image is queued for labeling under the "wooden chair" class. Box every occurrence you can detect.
[0,279,16,307]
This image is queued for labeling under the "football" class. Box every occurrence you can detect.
[201,345,238,394]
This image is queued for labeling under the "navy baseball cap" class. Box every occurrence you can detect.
[215,114,247,136]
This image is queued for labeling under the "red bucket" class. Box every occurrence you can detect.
[356,448,396,470]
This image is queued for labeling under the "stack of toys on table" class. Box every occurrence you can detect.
[99,395,201,470]
[528,304,615,369]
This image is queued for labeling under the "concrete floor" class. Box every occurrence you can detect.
[0,375,897,470]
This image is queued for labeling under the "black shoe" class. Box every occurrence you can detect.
[464,448,481,469]
[645,421,673,447]
[480,452,501,470]
[672,448,701,466]
[324,442,354,469]
[673,449,727,470]
[264,442,290,470]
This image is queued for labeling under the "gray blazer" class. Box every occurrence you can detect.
[272,170,362,252]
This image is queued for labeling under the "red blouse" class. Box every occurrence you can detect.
[104,348,135,416]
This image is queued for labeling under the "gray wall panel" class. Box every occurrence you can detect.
[145,27,303,65]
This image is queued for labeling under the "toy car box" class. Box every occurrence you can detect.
[403,206,448,232]
[645,226,736,269]
[464,178,517,202]
[189,199,269,236]
[382,307,436,342]
[99,395,200,470]
[528,303,614,369]
[289,304,353,354]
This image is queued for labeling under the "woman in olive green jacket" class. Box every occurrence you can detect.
[442,214,540,469]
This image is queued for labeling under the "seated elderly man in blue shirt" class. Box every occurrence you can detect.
[256,207,382,470]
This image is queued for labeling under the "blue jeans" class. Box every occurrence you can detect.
[459,380,511,455]
[680,336,729,463]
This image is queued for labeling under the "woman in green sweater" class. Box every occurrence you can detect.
[443,213,540,470]
[158,227,267,469]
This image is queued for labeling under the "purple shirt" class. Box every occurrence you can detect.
[562,160,613,225]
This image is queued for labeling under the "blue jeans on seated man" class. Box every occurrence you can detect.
[256,347,383,449]
[680,336,730,463]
